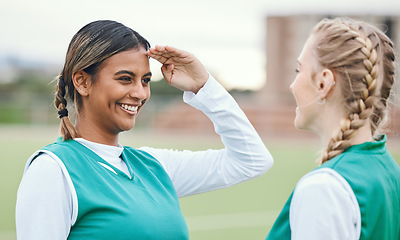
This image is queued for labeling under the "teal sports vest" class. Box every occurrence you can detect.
[35,138,189,240]
[266,135,400,239]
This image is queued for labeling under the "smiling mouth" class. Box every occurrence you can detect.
[119,103,139,113]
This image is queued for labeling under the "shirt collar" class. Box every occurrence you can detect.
[344,134,387,153]
[74,138,124,162]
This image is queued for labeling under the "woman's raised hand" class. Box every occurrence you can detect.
[147,45,209,93]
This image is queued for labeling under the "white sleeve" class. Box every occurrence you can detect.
[16,153,72,240]
[289,168,361,240]
[140,74,273,197]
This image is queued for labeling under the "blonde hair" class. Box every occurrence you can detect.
[310,18,396,164]
[54,20,150,140]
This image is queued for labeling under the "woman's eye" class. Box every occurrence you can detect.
[119,77,132,82]
[295,69,299,73]
[142,78,151,84]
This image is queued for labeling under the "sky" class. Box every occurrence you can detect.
[1,0,399,90]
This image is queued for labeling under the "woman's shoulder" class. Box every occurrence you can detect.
[292,168,358,216]
[25,148,67,175]
[296,168,352,194]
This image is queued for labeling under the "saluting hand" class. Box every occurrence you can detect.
[147,45,209,93]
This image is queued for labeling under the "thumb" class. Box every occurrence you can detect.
[161,64,174,82]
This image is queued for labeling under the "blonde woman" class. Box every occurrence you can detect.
[266,18,400,239]
[16,20,273,239]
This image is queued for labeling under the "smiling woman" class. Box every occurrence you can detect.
[15,20,273,240]
[52,20,151,143]
[74,48,152,143]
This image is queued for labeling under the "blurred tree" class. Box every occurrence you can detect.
[149,78,182,96]
[0,70,56,124]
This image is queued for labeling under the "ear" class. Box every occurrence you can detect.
[316,68,335,99]
[72,70,92,96]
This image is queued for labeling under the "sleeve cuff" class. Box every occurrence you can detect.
[183,74,217,102]
[182,74,229,111]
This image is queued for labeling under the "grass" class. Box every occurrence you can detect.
[1,125,399,240]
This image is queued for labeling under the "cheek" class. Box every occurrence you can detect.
[292,74,313,99]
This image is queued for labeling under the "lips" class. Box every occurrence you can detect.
[118,103,139,115]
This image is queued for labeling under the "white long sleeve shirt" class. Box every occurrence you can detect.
[289,168,361,240]
[16,75,273,240]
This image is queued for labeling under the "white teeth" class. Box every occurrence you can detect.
[121,104,138,112]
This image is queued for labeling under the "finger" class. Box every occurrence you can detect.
[152,45,186,59]
[147,47,166,57]
[147,46,165,55]
[147,49,175,62]
[149,49,174,59]
[166,64,175,72]
[149,55,169,64]
[161,64,174,73]
[154,45,166,51]
[146,48,158,58]
[148,53,180,66]
[164,45,190,58]
[148,45,193,65]
[161,64,174,82]
[147,51,170,64]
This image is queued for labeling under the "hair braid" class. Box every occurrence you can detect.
[370,38,396,134]
[312,19,389,164]
[54,74,79,140]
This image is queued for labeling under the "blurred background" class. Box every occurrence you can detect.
[1,0,400,239]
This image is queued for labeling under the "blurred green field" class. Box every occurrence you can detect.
[1,125,399,240]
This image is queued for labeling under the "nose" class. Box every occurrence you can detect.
[289,82,294,93]
[129,81,149,102]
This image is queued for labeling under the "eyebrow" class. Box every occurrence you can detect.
[297,60,302,66]
[143,72,152,78]
[115,70,152,78]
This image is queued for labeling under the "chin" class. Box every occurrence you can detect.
[294,114,303,130]
[294,118,317,134]
[119,120,136,132]
[294,121,303,130]
[294,117,311,131]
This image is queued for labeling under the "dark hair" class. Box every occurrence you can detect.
[55,20,150,140]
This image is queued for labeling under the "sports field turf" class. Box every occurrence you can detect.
[1,125,399,240]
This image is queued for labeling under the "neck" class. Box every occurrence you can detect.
[75,117,119,146]
[312,103,344,147]
[319,117,374,148]
[347,123,374,145]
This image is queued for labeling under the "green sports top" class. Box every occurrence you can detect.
[266,135,400,239]
[37,138,189,240]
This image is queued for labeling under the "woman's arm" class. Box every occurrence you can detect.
[140,74,273,197]
[16,154,72,240]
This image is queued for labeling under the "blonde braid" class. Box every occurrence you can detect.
[370,37,396,134]
[315,20,381,164]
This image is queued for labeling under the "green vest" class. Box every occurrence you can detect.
[266,135,400,239]
[37,138,189,240]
